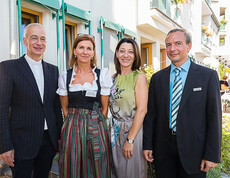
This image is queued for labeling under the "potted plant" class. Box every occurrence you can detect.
[201,25,208,33]
[205,31,212,37]
[220,19,228,24]
[174,0,191,4]
[220,19,227,30]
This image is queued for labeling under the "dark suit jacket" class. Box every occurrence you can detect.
[143,61,222,174]
[0,55,63,159]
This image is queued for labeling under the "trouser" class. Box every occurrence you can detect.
[154,130,206,178]
[11,130,56,178]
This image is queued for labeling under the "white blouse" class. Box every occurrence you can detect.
[56,67,112,96]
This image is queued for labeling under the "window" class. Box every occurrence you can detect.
[65,21,77,69]
[103,28,118,72]
[141,44,152,67]
[219,37,225,46]
[220,7,226,31]
[21,7,42,55]
[161,49,166,69]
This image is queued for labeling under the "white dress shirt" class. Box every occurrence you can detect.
[25,55,48,130]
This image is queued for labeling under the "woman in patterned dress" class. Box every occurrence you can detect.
[57,34,112,178]
[109,38,148,178]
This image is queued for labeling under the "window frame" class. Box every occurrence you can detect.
[65,21,77,69]
[141,44,153,66]
[21,7,42,24]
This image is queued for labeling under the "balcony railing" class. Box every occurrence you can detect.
[150,0,173,18]
[219,42,225,46]
[220,23,226,31]
[205,0,211,5]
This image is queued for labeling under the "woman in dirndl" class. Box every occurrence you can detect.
[56,34,112,178]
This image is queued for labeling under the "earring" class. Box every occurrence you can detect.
[74,55,77,58]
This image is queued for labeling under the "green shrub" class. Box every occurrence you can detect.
[207,164,222,178]
[219,63,225,80]
[142,65,156,87]
[207,116,230,177]
[147,162,156,178]
[221,116,230,174]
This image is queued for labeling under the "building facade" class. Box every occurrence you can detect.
[1,0,230,176]
[211,0,230,68]
[0,0,230,74]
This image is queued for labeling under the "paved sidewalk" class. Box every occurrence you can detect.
[223,172,230,178]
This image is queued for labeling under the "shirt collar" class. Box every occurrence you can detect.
[170,58,191,73]
[25,54,42,66]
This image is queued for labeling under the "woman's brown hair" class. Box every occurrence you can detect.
[113,38,141,78]
[69,35,97,68]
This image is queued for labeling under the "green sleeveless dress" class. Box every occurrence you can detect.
[109,70,146,178]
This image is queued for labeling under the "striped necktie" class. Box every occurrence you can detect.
[171,67,182,132]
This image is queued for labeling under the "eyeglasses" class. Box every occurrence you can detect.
[77,33,95,40]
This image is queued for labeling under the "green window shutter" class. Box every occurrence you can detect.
[25,0,59,10]
[64,3,91,22]
[124,28,137,38]
[104,20,121,32]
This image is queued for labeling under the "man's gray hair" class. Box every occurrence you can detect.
[23,23,45,38]
[165,28,192,44]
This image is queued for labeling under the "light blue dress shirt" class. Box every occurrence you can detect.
[169,59,191,129]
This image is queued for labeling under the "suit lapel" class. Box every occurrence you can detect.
[178,62,200,115]
[42,60,50,104]
[16,55,42,104]
[163,66,171,119]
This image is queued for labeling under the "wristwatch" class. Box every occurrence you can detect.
[126,138,134,144]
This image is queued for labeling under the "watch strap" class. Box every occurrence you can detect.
[126,138,134,144]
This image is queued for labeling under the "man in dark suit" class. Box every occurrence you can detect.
[143,29,222,178]
[0,23,63,178]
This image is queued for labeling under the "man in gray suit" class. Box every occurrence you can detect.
[0,23,62,178]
